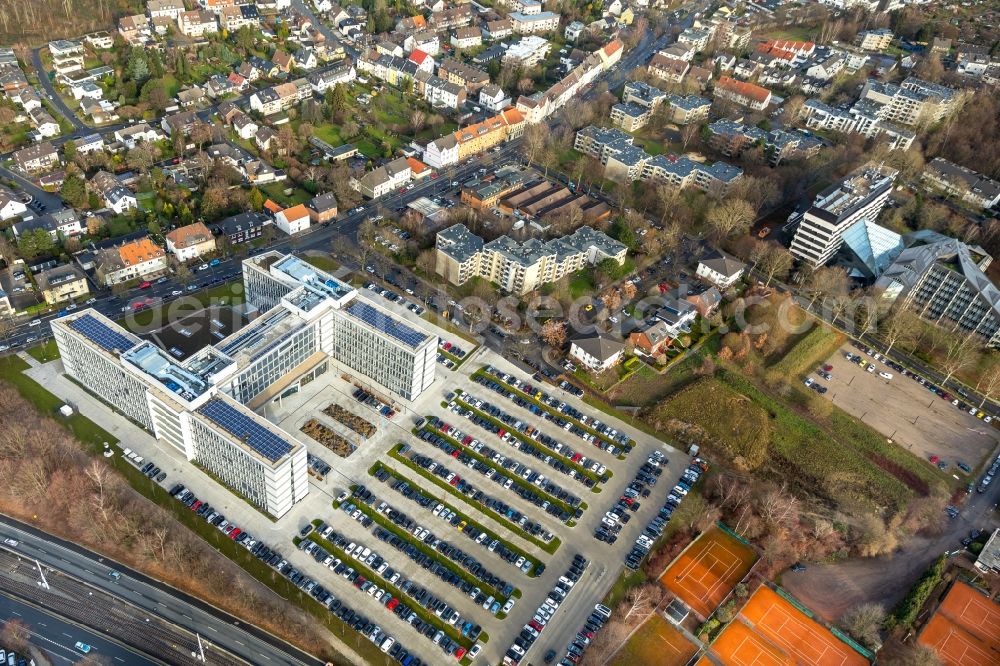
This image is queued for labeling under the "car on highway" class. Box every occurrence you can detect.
[171,290,183,296]
[74,642,92,654]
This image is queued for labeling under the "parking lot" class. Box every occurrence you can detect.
[819,343,998,473]
[26,311,686,666]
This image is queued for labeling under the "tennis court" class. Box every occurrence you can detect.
[710,619,794,666]
[659,526,757,617]
[739,586,869,666]
[611,614,698,666]
[918,581,1000,666]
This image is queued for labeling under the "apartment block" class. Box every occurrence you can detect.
[36,264,89,304]
[713,76,772,111]
[708,118,822,166]
[665,94,711,125]
[435,223,626,295]
[350,157,412,198]
[859,77,958,127]
[789,164,897,267]
[423,108,524,168]
[801,98,915,150]
[48,40,85,77]
[508,11,560,35]
[96,237,168,286]
[856,28,893,51]
[922,157,1000,209]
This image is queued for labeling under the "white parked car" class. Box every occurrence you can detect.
[879,371,893,380]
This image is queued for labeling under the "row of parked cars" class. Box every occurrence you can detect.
[299,522,472,663]
[340,486,515,605]
[418,418,580,524]
[546,602,613,666]
[595,453,665,545]
[390,447,553,543]
[503,554,591,666]
[443,394,602,492]
[353,387,397,419]
[375,470,542,574]
[457,385,614,481]
[480,366,632,451]
[979,454,1000,493]
[307,452,331,478]
[849,341,992,421]
[625,456,708,571]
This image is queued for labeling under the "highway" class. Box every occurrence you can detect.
[0,516,321,666]
[0,592,158,666]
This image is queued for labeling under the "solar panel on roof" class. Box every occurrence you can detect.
[345,300,428,348]
[68,314,137,354]
[198,398,293,463]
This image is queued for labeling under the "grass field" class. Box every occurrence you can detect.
[769,324,845,377]
[611,614,698,666]
[650,367,943,514]
[605,355,704,407]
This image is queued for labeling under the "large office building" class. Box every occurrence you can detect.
[54,253,437,517]
[875,231,1000,348]
[789,164,897,268]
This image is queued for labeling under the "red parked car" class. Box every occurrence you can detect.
[138,280,152,289]
[229,528,241,540]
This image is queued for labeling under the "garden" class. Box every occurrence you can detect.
[300,419,355,457]
[323,403,376,439]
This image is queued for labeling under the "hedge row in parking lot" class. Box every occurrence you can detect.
[472,368,634,448]
[380,452,561,555]
[450,392,610,488]
[302,532,477,652]
[415,423,581,518]
[342,497,519,603]
[368,463,543,579]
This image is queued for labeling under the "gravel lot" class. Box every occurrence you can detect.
[819,344,997,473]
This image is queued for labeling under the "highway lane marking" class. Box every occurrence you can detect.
[182,613,193,619]
[206,625,217,632]
[62,632,73,638]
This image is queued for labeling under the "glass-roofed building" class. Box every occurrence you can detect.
[835,219,904,282]
[53,253,437,518]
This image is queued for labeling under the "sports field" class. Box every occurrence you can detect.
[918,581,1000,666]
[611,614,698,666]
[711,619,793,666]
[738,586,869,666]
[659,526,757,617]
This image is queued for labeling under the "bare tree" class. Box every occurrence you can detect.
[879,308,920,356]
[706,198,756,240]
[889,642,943,666]
[939,332,980,385]
[753,244,793,287]
[0,619,30,654]
[975,362,1000,409]
[540,319,567,348]
[839,603,885,651]
[680,123,699,151]
[804,266,849,308]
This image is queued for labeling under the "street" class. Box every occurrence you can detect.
[0,516,324,666]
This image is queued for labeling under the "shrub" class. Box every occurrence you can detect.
[886,555,946,630]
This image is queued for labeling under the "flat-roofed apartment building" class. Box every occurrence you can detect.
[435,223,626,294]
[54,253,437,517]
[790,163,897,268]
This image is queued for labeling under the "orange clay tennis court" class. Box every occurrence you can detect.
[710,619,794,666]
[738,586,869,666]
[660,526,757,617]
[918,581,1000,666]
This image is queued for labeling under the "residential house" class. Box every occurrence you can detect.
[255,126,278,152]
[409,49,435,74]
[161,109,199,136]
[306,63,357,93]
[628,320,672,357]
[696,249,745,288]
[565,20,585,42]
[485,19,513,41]
[308,192,338,224]
[177,10,218,37]
[438,58,490,92]
[148,0,186,20]
[0,187,27,220]
[351,157,412,199]
[29,108,60,138]
[248,80,311,115]
[13,142,59,172]
[118,15,152,45]
[504,36,551,66]
[96,237,168,286]
[570,331,625,371]
[177,87,207,107]
[232,114,258,140]
[104,185,137,214]
[36,264,89,304]
[405,31,440,57]
[48,40,85,77]
[857,28,893,51]
[73,133,105,155]
[479,84,510,112]
[423,108,525,168]
[115,123,164,148]
[648,53,689,83]
[166,221,216,261]
[83,31,114,50]
[274,204,312,234]
[272,49,293,73]
[212,211,268,245]
[452,27,482,50]
[422,74,467,109]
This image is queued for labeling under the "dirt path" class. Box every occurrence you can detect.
[783,481,1000,622]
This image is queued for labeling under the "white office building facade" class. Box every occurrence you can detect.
[54,253,437,517]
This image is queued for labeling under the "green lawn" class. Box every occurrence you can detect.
[311,123,344,147]
[302,254,339,272]
[259,182,312,207]
[569,271,596,298]
[27,339,59,362]
[136,191,157,211]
